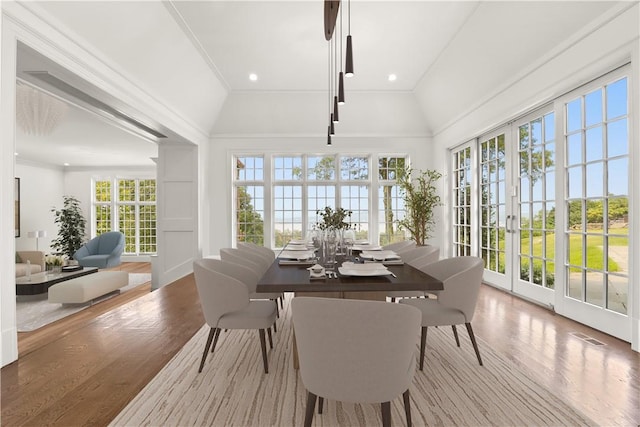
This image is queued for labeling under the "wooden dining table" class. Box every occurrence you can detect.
[256,255,443,368]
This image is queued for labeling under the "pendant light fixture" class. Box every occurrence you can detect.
[338,5,345,105]
[345,0,354,77]
[323,0,353,144]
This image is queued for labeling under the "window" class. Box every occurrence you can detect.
[235,156,265,245]
[378,156,406,245]
[233,154,407,247]
[92,177,157,255]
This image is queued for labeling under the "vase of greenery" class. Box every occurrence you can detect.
[51,195,87,259]
[315,206,352,263]
[396,167,442,246]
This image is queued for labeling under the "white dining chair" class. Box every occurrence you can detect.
[220,247,283,321]
[236,242,284,309]
[292,297,421,427]
[193,258,277,374]
[387,245,440,302]
[382,240,415,252]
[400,256,485,368]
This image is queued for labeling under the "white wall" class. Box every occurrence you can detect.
[14,162,64,253]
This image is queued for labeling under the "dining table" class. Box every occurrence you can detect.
[256,255,443,368]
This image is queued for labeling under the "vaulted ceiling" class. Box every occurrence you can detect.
[14,1,619,167]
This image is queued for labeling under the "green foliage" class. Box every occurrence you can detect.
[51,195,87,258]
[396,167,442,246]
[236,187,264,244]
[316,206,352,231]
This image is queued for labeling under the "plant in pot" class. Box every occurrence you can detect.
[396,167,442,246]
[315,206,352,262]
[51,195,87,260]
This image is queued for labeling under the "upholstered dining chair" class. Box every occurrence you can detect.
[382,240,415,252]
[220,248,283,319]
[193,258,277,374]
[400,256,485,368]
[237,241,276,263]
[387,245,440,303]
[292,297,421,427]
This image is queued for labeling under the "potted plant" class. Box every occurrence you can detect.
[51,195,87,259]
[396,167,442,246]
[315,207,352,262]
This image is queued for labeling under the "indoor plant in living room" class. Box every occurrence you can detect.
[51,195,87,260]
[396,167,442,246]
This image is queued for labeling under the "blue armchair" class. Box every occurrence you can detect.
[73,231,125,269]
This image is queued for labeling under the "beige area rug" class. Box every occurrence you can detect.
[111,296,594,427]
[16,273,151,332]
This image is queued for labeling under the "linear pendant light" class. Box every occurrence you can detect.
[345,0,354,77]
[338,5,345,104]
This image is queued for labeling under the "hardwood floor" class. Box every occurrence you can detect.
[2,266,638,426]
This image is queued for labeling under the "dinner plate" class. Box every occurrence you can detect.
[285,244,311,251]
[278,250,315,260]
[338,267,392,276]
[360,250,400,261]
[338,262,392,276]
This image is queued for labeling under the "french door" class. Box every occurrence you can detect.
[554,68,630,341]
[453,66,631,341]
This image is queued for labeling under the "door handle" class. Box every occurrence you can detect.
[506,215,512,233]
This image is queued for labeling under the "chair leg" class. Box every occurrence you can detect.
[258,329,269,373]
[198,327,216,373]
[419,327,427,371]
[465,322,483,366]
[275,301,280,318]
[452,325,460,347]
[403,389,412,427]
[279,295,284,309]
[391,297,396,303]
[381,401,391,427]
[318,396,324,414]
[304,391,317,427]
[211,327,221,353]
[267,327,273,349]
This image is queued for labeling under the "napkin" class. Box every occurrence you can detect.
[307,264,325,279]
[360,250,400,261]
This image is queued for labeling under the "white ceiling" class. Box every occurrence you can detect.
[15,0,620,167]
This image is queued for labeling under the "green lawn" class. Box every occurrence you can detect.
[517,228,626,272]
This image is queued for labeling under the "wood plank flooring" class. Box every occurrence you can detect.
[2,264,638,426]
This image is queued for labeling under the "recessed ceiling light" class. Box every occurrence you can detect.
[388,74,397,82]
[63,162,70,167]
[249,73,258,82]
[14,152,18,156]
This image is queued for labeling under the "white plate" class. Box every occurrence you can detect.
[285,244,311,251]
[352,245,383,251]
[360,250,400,261]
[338,267,392,276]
[278,250,314,260]
[338,262,392,276]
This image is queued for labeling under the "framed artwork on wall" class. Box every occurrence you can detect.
[15,178,20,237]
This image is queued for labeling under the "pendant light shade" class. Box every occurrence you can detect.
[345,35,354,77]
[330,115,335,135]
[333,96,339,122]
[327,125,332,145]
[338,72,345,104]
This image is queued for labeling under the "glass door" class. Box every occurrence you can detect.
[512,110,556,306]
[478,129,513,290]
[555,69,630,341]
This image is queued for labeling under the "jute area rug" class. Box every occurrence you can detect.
[111,296,594,427]
[16,273,151,332]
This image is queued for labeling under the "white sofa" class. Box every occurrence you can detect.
[16,251,45,277]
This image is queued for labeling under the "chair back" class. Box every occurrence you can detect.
[421,256,484,321]
[238,242,276,261]
[394,241,417,254]
[220,248,264,274]
[292,297,421,404]
[382,240,415,252]
[408,245,440,269]
[193,258,250,328]
[401,244,437,264]
[235,244,273,271]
